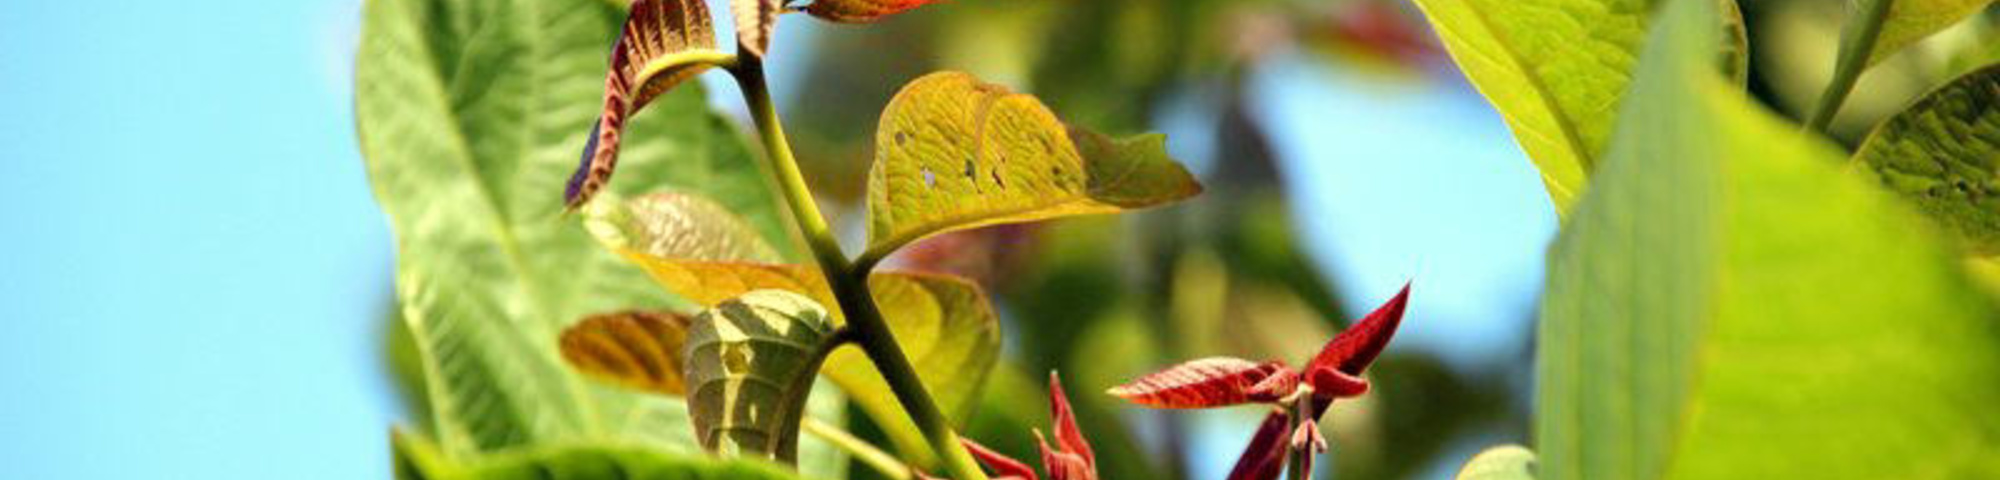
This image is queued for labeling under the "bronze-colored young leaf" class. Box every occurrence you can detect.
[684,290,839,463]
[801,0,939,23]
[733,0,780,57]
[1854,63,2000,253]
[863,71,1201,261]
[558,310,694,396]
[565,0,734,210]
[1106,357,1295,409]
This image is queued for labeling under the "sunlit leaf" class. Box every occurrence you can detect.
[1454,445,1538,480]
[559,310,693,396]
[392,428,803,480]
[358,0,779,459]
[565,0,734,210]
[585,192,1001,467]
[801,0,939,23]
[1105,357,1294,409]
[862,71,1201,261]
[684,290,839,463]
[1863,0,1997,66]
[1305,282,1410,377]
[1406,0,1750,216]
[1539,2,2000,479]
[732,0,779,57]
[1854,63,2000,253]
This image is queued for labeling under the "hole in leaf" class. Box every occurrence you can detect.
[723,345,751,374]
[992,169,1006,189]
[894,131,909,146]
[963,159,976,179]
[923,167,936,188]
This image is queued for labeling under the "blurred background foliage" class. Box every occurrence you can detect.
[380,0,2000,479]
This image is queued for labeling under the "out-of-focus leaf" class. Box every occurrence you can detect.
[684,290,838,463]
[732,0,779,57]
[1864,0,1997,66]
[559,310,693,396]
[1105,357,1293,408]
[1539,2,2000,479]
[358,0,778,458]
[585,192,1001,467]
[1854,63,2000,253]
[862,71,1201,261]
[1405,0,1749,216]
[1225,411,1291,480]
[565,0,733,210]
[392,428,803,480]
[1454,445,1538,480]
[802,0,939,23]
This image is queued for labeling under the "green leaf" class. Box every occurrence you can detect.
[585,192,1002,467]
[684,290,840,463]
[565,0,735,210]
[862,71,1202,261]
[1406,0,1750,216]
[393,429,804,480]
[1538,1,2000,479]
[358,0,786,461]
[1454,446,1538,480]
[1865,0,1997,66]
[1854,63,2000,253]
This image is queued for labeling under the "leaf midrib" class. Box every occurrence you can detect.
[1443,0,1600,177]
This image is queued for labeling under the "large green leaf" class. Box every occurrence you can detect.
[393,429,802,480]
[1454,446,1538,480]
[587,191,1002,467]
[861,71,1202,262]
[1406,0,1748,216]
[1854,63,2000,253]
[1864,0,1997,66]
[1538,1,2000,479]
[357,0,788,462]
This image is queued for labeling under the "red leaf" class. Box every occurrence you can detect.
[1306,366,1369,400]
[801,0,938,23]
[963,438,1039,480]
[1108,357,1296,408]
[1045,372,1095,469]
[1226,411,1293,480]
[1307,282,1411,376]
[565,0,724,210]
[1035,430,1094,480]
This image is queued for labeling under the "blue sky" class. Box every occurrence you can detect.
[0,1,1548,478]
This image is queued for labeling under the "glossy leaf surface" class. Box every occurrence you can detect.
[1105,357,1293,408]
[1539,2,2000,479]
[684,290,838,463]
[1406,0,1749,215]
[566,0,734,210]
[358,0,781,459]
[1854,63,2000,253]
[1454,445,1538,480]
[863,71,1201,260]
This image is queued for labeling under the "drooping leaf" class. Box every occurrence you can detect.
[392,428,803,480]
[1854,63,2000,253]
[683,290,838,463]
[1225,411,1292,480]
[559,310,693,396]
[732,0,779,57]
[1106,357,1295,408]
[564,0,734,210]
[1405,0,1751,216]
[358,0,780,459]
[1863,0,1997,66]
[801,0,939,23]
[862,71,1202,261]
[1305,282,1410,377]
[585,191,1002,466]
[1454,445,1538,480]
[1538,2,2000,479]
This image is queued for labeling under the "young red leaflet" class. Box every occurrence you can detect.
[960,372,1099,480]
[1307,281,1411,377]
[962,439,1038,480]
[565,0,726,211]
[1227,411,1293,480]
[1105,357,1294,408]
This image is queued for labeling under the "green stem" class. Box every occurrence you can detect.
[730,59,991,480]
[1805,0,1893,133]
[802,418,914,480]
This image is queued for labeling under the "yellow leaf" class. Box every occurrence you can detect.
[559,310,694,396]
[863,71,1201,262]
